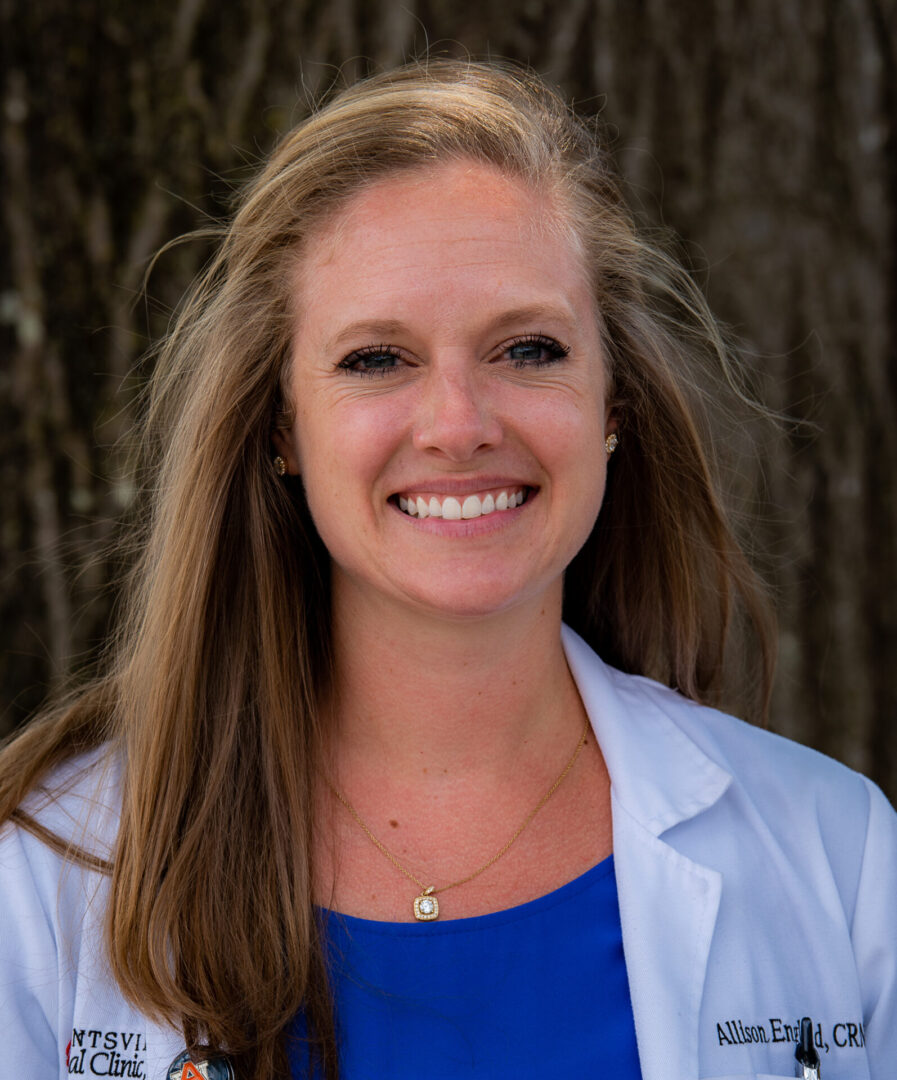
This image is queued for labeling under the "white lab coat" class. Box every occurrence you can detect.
[2,625,895,1079]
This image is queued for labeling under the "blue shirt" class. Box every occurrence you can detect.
[289,855,641,1077]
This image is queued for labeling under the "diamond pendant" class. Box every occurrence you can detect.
[413,886,439,921]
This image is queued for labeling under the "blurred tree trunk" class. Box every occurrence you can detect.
[2,0,896,797]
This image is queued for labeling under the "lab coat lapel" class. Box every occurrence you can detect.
[611,795,722,1080]
[562,626,729,1080]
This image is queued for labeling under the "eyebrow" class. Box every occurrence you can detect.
[322,304,582,353]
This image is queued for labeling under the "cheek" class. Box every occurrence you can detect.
[296,398,403,503]
[538,397,606,472]
[546,407,608,530]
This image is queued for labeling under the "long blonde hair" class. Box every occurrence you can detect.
[0,59,774,1079]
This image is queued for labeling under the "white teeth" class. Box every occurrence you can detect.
[398,488,527,519]
[442,497,462,521]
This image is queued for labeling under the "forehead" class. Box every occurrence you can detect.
[289,160,593,326]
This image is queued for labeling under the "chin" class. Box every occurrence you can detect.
[400,578,549,623]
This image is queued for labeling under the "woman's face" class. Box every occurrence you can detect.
[275,159,615,623]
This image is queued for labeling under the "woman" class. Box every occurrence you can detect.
[1,60,894,1080]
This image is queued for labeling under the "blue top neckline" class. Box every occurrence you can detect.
[317,852,614,937]
[291,849,641,1077]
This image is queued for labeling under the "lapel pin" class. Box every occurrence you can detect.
[167,1050,235,1080]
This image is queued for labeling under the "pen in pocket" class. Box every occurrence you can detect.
[795,1016,821,1079]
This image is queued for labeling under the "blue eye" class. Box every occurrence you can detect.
[338,346,403,377]
[505,335,570,368]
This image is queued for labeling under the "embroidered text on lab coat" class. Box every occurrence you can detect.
[715,1016,866,1055]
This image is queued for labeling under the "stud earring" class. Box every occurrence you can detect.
[605,433,619,456]
[273,456,287,476]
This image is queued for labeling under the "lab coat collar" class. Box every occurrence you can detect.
[562,623,731,834]
[562,624,730,1080]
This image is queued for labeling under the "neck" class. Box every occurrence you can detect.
[327,579,581,781]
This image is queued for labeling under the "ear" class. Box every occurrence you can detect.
[271,428,297,476]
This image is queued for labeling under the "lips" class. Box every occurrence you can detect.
[396,487,530,520]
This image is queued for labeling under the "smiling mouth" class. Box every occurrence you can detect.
[395,487,531,520]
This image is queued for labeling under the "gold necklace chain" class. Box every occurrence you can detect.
[328,716,590,921]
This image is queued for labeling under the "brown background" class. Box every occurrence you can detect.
[2,1,896,798]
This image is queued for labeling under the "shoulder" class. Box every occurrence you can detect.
[564,622,875,805]
[0,746,122,1071]
[5,743,122,863]
[605,664,897,918]
[0,743,121,926]
[622,667,877,817]
[0,744,121,946]
[563,624,893,888]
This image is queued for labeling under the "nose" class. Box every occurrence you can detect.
[412,362,503,461]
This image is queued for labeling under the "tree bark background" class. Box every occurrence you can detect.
[2,1,896,796]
